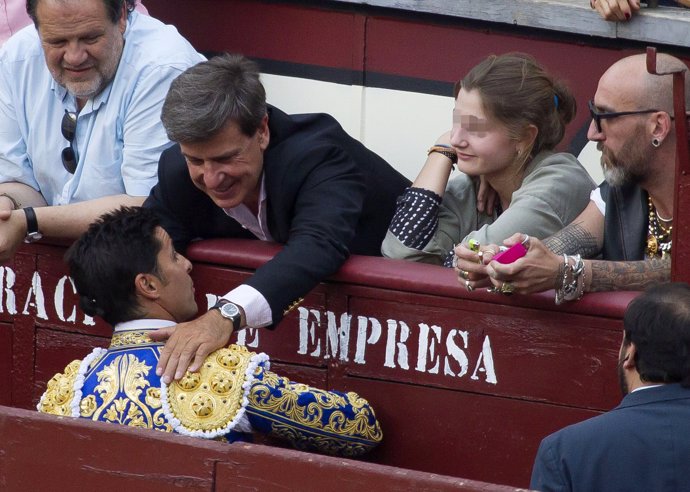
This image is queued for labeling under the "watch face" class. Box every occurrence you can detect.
[220,302,240,318]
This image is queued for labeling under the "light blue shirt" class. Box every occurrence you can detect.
[0,11,203,205]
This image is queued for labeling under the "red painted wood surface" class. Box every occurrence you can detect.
[0,323,10,406]
[0,406,526,492]
[2,239,636,488]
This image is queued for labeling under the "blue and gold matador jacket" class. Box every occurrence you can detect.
[38,319,382,457]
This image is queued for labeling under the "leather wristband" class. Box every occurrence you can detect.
[23,207,43,243]
[212,298,242,330]
[427,145,458,165]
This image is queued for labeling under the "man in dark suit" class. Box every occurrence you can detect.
[144,54,410,384]
[530,282,690,492]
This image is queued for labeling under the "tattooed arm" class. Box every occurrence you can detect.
[587,257,671,292]
[483,201,606,294]
[543,201,603,258]
[549,201,671,292]
[487,200,669,294]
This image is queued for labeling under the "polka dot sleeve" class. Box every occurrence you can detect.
[388,187,442,250]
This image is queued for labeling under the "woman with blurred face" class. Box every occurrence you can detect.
[382,53,595,268]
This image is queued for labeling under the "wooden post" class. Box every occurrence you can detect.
[646,47,690,282]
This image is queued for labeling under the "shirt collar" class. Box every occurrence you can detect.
[225,173,266,214]
[113,318,176,333]
[631,383,664,393]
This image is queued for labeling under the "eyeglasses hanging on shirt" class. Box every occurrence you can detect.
[61,110,78,174]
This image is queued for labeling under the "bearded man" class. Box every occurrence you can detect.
[454,52,688,298]
[530,283,690,491]
[0,0,202,262]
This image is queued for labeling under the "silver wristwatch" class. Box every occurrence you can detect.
[212,299,242,328]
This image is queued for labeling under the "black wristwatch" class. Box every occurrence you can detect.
[212,299,242,329]
[23,207,43,243]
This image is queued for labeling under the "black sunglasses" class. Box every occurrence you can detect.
[61,110,78,174]
[588,100,660,134]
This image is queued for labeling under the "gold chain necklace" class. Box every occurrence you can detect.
[646,196,672,258]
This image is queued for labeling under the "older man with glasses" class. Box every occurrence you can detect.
[0,0,202,261]
[454,52,688,299]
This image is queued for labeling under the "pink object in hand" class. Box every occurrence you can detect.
[493,243,527,264]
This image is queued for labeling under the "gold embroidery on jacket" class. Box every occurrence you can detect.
[87,354,171,431]
[110,331,160,349]
[168,344,254,431]
[37,360,82,416]
[247,370,383,456]
[166,345,253,431]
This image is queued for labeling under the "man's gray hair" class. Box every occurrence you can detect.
[161,54,267,143]
[27,0,137,26]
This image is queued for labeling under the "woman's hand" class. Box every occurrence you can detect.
[590,0,640,21]
[453,241,500,291]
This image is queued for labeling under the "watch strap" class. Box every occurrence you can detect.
[23,207,42,243]
[213,299,242,329]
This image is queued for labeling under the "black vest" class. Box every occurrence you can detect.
[600,182,648,261]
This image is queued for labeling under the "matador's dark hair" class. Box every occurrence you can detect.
[65,206,162,325]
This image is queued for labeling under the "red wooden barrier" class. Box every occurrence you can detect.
[2,240,635,488]
[0,406,522,491]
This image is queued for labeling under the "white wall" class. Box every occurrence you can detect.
[262,73,603,183]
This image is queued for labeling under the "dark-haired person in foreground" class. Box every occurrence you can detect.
[38,207,382,457]
[144,54,410,384]
[530,283,690,492]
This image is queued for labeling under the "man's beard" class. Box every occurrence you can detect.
[60,72,108,100]
[600,127,650,187]
[50,40,123,100]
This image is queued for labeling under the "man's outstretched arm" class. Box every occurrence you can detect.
[0,194,145,262]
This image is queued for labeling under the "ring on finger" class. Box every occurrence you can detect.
[500,281,515,295]
[465,280,474,292]
[459,269,469,280]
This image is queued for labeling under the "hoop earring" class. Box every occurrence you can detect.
[652,138,661,148]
